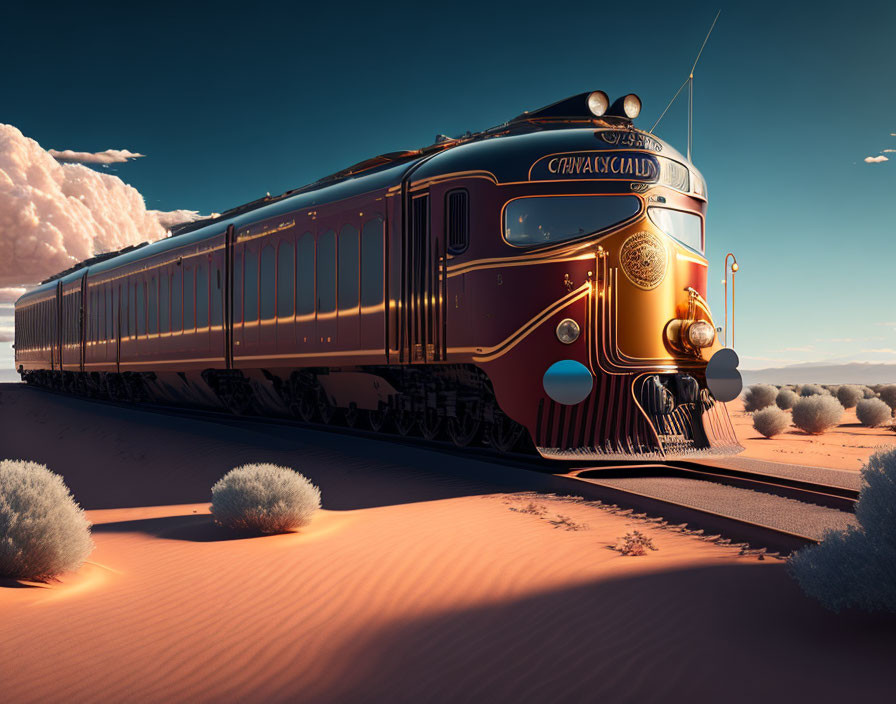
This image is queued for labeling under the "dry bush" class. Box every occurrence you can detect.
[742,384,777,412]
[211,463,321,534]
[0,459,94,581]
[752,407,791,438]
[824,385,841,396]
[775,389,799,410]
[791,395,843,434]
[799,383,826,397]
[615,530,657,556]
[855,398,892,428]
[878,384,896,411]
[862,386,877,399]
[789,448,896,612]
[836,385,863,409]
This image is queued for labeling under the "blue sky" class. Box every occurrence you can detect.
[2,0,894,370]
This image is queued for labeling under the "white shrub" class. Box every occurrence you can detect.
[752,407,791,438]
[799,383,826,397]
[211,463,321,534]
[791,395,843,434]
[789,448,896,612]
[836,385,863,409]
[775,389,799,410]
[878,384,896,411]
[0,459,93,581]
[855,398,892,428]
[743,384,777,412]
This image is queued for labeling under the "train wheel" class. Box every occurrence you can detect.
[317,389,338,425]
[296,387,317,422]
[486,410,524,454]
[344,405,364,429]
[368,408,391,432]
[394,409,416,436]
[447,412,481,447]
[419,408,443,441]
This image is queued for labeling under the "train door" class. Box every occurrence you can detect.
[401,190,445,363]
[234,235,260,360]
[54,281,62,370]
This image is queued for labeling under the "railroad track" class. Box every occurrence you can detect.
[17,384,860,554]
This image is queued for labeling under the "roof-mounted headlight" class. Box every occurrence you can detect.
[608,93,642,119]
[587,91,609,117]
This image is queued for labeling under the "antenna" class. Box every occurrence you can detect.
[650,9,721,162]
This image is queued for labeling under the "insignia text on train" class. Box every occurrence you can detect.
[530,151,660,182]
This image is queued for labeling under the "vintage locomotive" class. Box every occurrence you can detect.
[15,90,741,458]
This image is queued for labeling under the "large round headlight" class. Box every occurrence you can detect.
[622,94,641,118]
[686,320,715,348]
[556,318,581,344]
[587,91,609,117]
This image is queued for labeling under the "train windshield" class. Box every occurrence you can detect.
[647,207,703,253]
[504,195,640,247]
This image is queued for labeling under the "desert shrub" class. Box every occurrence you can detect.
[0,459,93,581]
[870,384,884,394]
[211,463,321,534]
[799,383,826,397]
[855,398,892,428]
[877,384,896,411]
[836,385,863,409]
[791,395,843,434]
[789,448,896,612]
[775,389,799,410]
[742,384,777,412]
[615,530,657,556]
[862,386,877,399]
[752,407,791,438]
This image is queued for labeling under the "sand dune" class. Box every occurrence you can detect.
[2,385,895,702]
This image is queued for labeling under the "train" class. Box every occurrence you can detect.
[14,90,742,459]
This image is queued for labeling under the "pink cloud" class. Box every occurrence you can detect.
[48,148,145,165]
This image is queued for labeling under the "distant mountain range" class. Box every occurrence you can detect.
[742,363,896,386]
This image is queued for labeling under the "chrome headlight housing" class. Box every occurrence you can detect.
[556,318,581,344]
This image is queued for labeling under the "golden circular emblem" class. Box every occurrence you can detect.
[619,232,667,290]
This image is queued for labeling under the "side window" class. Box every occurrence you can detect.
[211,265,222,326]
[338,224,359,311]
[296,232,314,316]
[277,240,295,317]
[197,262,209,328]
[106,285,113,339]
[361,217,384,307]
[160,272,170,333]
[184,267,195,331]
[136,280,146,336]
[260,244,276,320]
[172,267,183,332]
[446,190,469,254]
[244,248,258,322]
[125,282,132,337]
[316,230,336,313]
[148,276,158,335]
[233,250,243,323]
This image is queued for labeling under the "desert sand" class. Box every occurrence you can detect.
[1,384,894,703]
[727,398,896,471]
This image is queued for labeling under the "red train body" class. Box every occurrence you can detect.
[14,91,741,458]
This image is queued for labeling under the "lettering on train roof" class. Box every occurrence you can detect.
[529,151,660,182]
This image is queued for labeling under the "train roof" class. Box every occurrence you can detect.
[22,91,694,305]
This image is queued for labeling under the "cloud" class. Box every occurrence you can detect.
[0,124,211,288]
[883,149,896,153]
[864,155,889,163]
[48,148,145,164]
[149,209,219,230]
[0,286,26,303]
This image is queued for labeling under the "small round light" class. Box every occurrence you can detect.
[622,94,641,119]
[686,320,715,348]
[587,91,609,117]
[556,318,581,344]
[731,263,739,272]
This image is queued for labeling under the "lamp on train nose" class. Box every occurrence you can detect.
[686,320,715,348]
[621,94,641,118]
[587,91,609,117]
[556,318,581,344]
